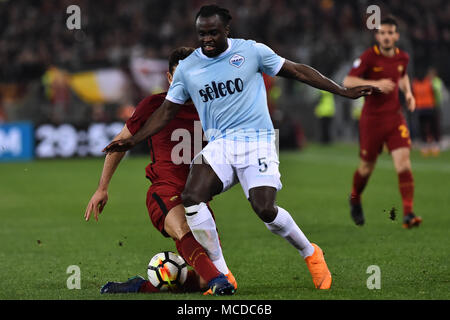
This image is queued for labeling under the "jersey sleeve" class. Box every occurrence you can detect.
[348,51,371,78]
[253,42,285,77]
[126,95,162,135]
[166,65,190,105]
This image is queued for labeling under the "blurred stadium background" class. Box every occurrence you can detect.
[1,0,449,161]
[1,0,450,301]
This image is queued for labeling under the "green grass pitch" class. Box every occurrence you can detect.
[1,143,449,300]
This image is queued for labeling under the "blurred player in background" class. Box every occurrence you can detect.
[105,5,377,290]
[314,90,336,144]
[84,47,237,296]
[412,67,443,156]
[343,16,422,229]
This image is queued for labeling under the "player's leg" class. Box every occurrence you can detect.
[238,139,331,289]
[181,159,227,272]
[101,189,223,294]
[166,204,237,293]
[165,204,222,292]
[391,147,422,228]
[350,159,376,204]
[249,186,314,257]
[349,116,382,225]
[353,158,377,199]
[387,117,422,228]
[151,188,235,294]
[350,158,376,224]
[391,147,414,216]
[181,156,236,295]
[246,186,331,289]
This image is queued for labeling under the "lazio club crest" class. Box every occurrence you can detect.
[230,54,245,68]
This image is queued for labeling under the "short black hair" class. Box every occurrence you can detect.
[380,15,398,30]
[195,5,232,26]
[168,47,195,74]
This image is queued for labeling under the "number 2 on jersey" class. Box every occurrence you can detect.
[398,124,410,138]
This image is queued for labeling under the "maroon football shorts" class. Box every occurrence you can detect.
[146,184,183,238]
[359,112,411,162]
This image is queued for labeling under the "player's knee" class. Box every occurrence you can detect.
[181,188,208,207]
[395,159,411,173]
[250,200,277,223]
[164,212,191,240]
[359,161,375,176]
[392,150,411,173]
[170,223,191,241]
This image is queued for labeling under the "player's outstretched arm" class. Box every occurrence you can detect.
[277,60,379,99]
[103,100,182,154]
[85,125,131,221]
[343,75,395,94]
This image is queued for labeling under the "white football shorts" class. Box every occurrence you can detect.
[193,138,282,199]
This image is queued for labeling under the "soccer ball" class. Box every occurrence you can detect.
[147,251,188,291]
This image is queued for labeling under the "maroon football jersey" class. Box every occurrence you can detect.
[126,93,199,188]
[348,45,409,116]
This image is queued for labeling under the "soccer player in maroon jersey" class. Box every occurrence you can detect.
[84,47,236,295]
[343,16,422,229]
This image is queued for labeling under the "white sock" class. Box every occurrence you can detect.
[265,206,314,258]
[185,202,229,274]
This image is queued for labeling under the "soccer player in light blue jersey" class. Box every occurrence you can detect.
[105,5,378,293]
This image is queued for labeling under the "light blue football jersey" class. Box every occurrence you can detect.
[167,38,285,141]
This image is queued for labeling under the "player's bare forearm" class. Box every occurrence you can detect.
[103,100,182,153]
[85,125,130,221]
[97,151,126,191]
[399,74,415,111]
[97,125,131,190]
[343,76,378,88]
[278,60,345,94]
[278,60,377,99]
[398,74,412,94]
[130,100,181,144]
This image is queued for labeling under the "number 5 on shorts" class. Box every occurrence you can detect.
[258,157,268,173]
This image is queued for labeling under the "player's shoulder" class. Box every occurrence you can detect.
[229,38,268,53]
[234,38,279,60]
[141,92,166,107]
[174,51,197,71]
[135,92,167,113]
[396,48,410,60]
[239,38,270,50]
[350,46,375,68]
[361,45,379,59]
[232,38,255,47]
[126,92,167,132]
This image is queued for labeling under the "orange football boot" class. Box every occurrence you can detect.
[402,213,423,229]
[203,270,237,295]
[305,243,332,289]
